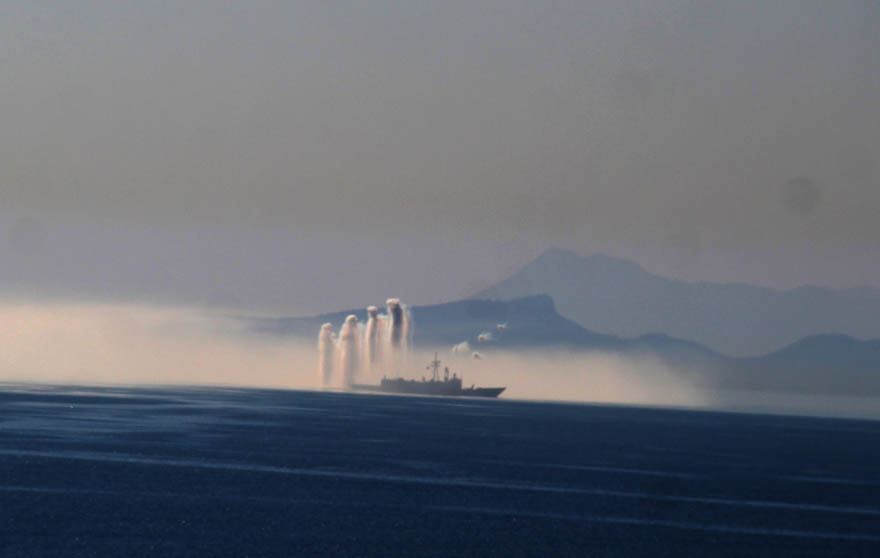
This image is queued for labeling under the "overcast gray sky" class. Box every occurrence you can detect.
[2,1,878,314]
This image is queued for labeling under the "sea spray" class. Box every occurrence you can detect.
[387,298,405,350]
[385,298,412,378]
[337,315,360,388]
[317,299,411,388]
[364,306,380,378]
[318,323,336,388]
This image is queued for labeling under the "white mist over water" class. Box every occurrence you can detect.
[438,348,709,407]
[2,301,878,420]
[0,302,318,388]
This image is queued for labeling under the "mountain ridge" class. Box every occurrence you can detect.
[475,248,880,356]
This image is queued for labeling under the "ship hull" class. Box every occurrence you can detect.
[350,382,505,398]
[461,387,506,398]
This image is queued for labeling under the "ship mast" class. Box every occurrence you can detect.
[426,352,441,381]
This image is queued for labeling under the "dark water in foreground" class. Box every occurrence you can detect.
[1,385,879,557]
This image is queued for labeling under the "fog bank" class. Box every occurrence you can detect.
[4,302,879,420]
[0,302,317,388]
[0,301,710,408]
[421,348,712,408]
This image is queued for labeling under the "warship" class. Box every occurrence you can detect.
[351,353,505,398]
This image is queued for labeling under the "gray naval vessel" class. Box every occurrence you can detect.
[351,354,505,398]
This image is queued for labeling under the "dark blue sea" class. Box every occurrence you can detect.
[1,385,879,557]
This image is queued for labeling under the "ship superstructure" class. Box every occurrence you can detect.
[351,353,505,398]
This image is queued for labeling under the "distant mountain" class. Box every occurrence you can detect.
[724,335,880,396]
[245,295,880,397]
[474,248,880,356]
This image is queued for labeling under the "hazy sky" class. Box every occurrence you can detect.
[2,1,878,313]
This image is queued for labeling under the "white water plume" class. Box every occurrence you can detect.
[386,298,407,351]
[318,323,336,388]
[365,306,380,371]
[337,315,360,388]
[384,298,411,378]
[315,298,413,388]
